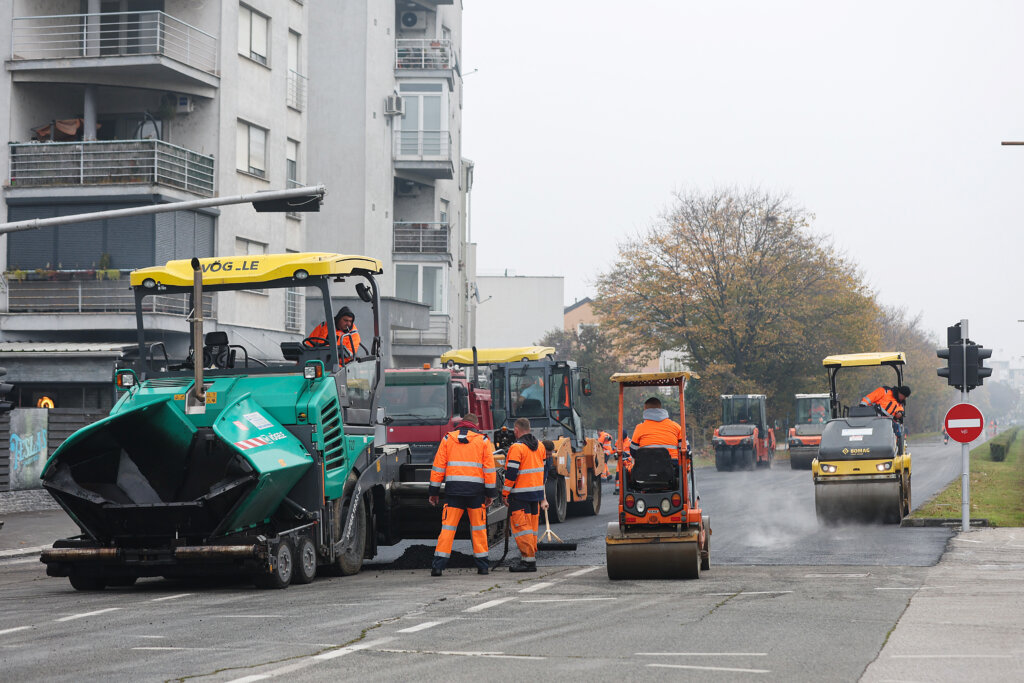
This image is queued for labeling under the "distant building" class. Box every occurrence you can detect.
[564,297,595,332]
[475,275,563,348]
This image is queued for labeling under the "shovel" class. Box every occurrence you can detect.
[537,507,577,551]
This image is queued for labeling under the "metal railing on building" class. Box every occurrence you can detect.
[11,10,218,75]
[287,69,307,110]
[392,314,450,345]
[9,140,216,197]
[394,130,452,159]
[285,287,303,333]
[393,222,449,254]
[395,38,455,70]
[5,273,215,317]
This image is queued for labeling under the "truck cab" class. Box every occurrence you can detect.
[788,393,830,469]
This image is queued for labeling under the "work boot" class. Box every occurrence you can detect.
[508,560,537,573]
[477,566,489,575]
[430,567,442,577]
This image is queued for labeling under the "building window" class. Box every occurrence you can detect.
[236,121,267,178]
[396,263,445,313]
[439,198,449,225]
[237,237,268,294]
[239,4,269,65]
[286,139,299,185]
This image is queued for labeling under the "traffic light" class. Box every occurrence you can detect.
[0,367,13,415]
[937,343,964,390]
[965,343,993,390]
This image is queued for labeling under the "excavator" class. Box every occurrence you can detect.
[605,371,709,579]
[812,352,911,524]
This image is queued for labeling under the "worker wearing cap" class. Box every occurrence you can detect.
[428,413,496,576]
[308,306,360,363]
[860,385,910,420]
[501,418,549,573]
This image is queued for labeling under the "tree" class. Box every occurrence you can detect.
[594,187,879,442]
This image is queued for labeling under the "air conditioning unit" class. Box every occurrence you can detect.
[174,94,194,114]
[385,94,405,116]
[399,11,427,31]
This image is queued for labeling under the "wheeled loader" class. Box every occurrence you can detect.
[711,394,775,471]
[606,372,710,580]
[40,253,414,589]
[788,393,830,469]
[812,352,911,525]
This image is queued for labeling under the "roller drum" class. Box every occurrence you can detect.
[814,479,902,524]
[605,522,700,580]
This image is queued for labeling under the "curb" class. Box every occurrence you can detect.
[900,518,991,528]
[0,545,48,560]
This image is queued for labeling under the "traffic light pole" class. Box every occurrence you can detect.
[960,318,970,532]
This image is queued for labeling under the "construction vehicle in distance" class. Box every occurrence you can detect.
[441,347,607,522]
[606,371,709,580]
[813,352,911,525]
[787,393,830,469]
[711,394,776,471]
[40,252,415,590]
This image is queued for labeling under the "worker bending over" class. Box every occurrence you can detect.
[428,413,496,576]
[501,418,549,573]
[860,385,910,420]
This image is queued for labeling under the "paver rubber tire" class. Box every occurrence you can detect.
[293,536,318,585]
[333,491,367,576]
[254,539,294,589]
[545,477,567,523]
[69,575,107,591]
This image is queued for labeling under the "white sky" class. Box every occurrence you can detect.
[462,1,1024,364]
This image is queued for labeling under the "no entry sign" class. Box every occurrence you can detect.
[944,403,984,443]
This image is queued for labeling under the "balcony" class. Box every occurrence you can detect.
[9,11,219,97]
[4,271,215,317]
[393,130,453,179]
[9,140,216,197]
[395,38,458,86]
[393,222,449,254]
[287,70,307,111]
[392,314,449,346]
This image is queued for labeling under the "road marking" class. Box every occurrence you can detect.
[804,573,868,578]
[519,581,554,593]
[464,598,514,612]
[0,558,40,566]
[135,635,166,639]
[521,597,616,603]
[0,626,32,635]
[397,621,444,633]
[376,648,545,660]
[648,663,770,674]
[638,652,767,657]
[707,591,792,596]
[56,608,121,622]
[132,647,194,651]
[313,637,396,661]
[0,545,47,558]
[565,566,600,577]
[215,614,287,618]
[151,593,193,602]
[891,654,1014,659]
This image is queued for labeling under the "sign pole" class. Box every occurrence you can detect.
[961,318,970,532]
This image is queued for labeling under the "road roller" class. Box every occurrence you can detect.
[788,393,830,469]
[812,352,911,525]
[606,371,710,579]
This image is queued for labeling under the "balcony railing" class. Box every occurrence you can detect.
[393,222,449,254]
[396,38,455,70]
[11,11,218,74]
[392,314,450,346]
[5,274,215,317]
[287,70,308,110]
[394,130,452,159]
[9,140,216,197]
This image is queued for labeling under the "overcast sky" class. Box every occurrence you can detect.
[462,1,1024,365]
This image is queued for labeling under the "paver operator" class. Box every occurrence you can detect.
[308,306,360,363]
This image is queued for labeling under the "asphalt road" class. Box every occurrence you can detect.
[0,439,964,681]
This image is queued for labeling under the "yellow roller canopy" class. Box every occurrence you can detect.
[822,352,906,368]
[130,252,383,288]
[441,347,556,364]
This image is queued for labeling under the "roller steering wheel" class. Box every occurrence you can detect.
[302,335,330,348]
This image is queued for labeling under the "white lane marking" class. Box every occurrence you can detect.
[891,654,1014,659]
[135,636,166,639]
[313,637,395,661]
[215,614,287,618]
[397,621,444,633]
[519,581,554,593]
[804,573,868,578]
[707,591,793,596]
[151,593,193,602]
[0,626,32,636]
[638,652,767,657]
[0,558,41,566]
[0,545,48,558]
[56,608,121,622]
[225,676,269,683]
[648,663,770,674]
[132,647,194,651]
[377,648,545,660]
[464,598,514,612]
[521,597,617,603]
[565,566,600,577]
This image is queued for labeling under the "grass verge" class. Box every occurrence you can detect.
[910,427,1024,527]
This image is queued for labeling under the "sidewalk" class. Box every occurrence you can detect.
[0,489,73,559]
[861,527,1024,682]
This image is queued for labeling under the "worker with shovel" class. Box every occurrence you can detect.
[502,418,549,572]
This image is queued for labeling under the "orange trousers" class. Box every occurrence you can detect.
[433,503,488,569]
[509,501,540,564]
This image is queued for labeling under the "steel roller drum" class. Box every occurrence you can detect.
[605,522,700,580]
[814,479,902,524]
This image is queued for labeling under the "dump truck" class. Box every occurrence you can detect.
[711,394,776,471]
[441,347,606,522]
[787,393,830,469]
[40,252,415,590]
[812,352,911,525]
[606,371,709,580]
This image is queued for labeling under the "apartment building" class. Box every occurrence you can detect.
[305,0,475,368]
[0,0,309,410]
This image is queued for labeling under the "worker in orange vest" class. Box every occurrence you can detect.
[428,413,496,576]
[614,430,632,495]
[307,306,360,363]
[597,430,614,479]
[860,385,910,420]
[631,396,684,456]
[501,418,549,572]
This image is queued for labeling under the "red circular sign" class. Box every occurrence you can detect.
[944,403,985,443]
